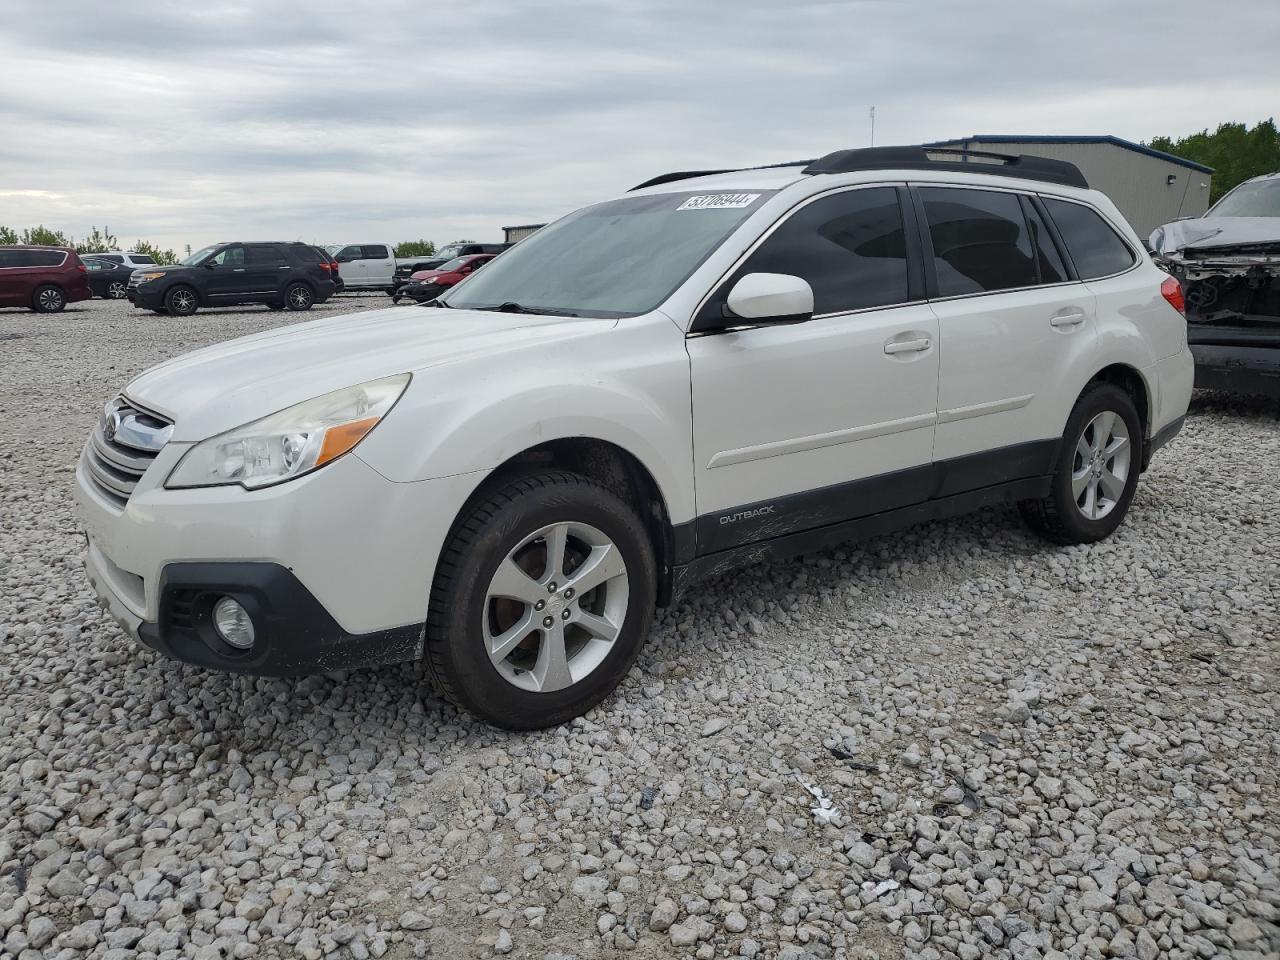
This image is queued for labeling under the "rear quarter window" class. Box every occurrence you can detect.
[131,254,156,264]
[1043,198,1136,279]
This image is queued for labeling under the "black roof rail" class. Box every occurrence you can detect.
[803,145,1088,189]
[629,160,813,192]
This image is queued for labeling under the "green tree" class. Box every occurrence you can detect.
[1147,119,1280,203]
[131,239,179,265]
[20,225,68,246]
[0,226,18,245]
[394,239,436,257]
[75,225,118,255]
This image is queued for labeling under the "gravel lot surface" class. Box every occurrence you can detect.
[1,297,1278,960]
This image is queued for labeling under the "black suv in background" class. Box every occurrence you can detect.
[128,242,338,316]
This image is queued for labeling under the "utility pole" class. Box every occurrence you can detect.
[869,106,876,146]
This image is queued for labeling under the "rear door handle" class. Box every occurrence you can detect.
[884,337,932,355]
[1050,310,1086,328]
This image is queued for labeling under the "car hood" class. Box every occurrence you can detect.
[410,270,452,282]
[1150,217,1280,256]
[129,263,187,276]
[124,306,612,441]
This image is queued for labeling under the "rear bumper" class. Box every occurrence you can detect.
[1191,343,1280,397]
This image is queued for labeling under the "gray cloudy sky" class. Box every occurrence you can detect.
[3,0,1277,253]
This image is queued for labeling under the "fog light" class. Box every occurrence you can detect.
[212,596,255,649]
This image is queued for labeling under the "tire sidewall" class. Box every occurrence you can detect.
[33,285,65,313]
[432,478,656,729]
[165,285,198,316]
[285,282,313,311]
[1050,384,1143,542]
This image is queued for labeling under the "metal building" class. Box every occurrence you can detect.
[503,223,545,244]
[925,135,1214,239]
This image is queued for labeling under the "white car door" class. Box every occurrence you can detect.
[917,185,1099,480]
[335,245,367,287]
[686,185,939,554]
[360,244,394,287]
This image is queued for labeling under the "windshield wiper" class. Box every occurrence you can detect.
[426,298,451,308]
[474,301,581,317]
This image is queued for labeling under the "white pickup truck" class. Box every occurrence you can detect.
[325,243,396,291]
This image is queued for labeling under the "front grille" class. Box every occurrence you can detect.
[84,398,173,508]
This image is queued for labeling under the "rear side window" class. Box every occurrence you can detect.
[293,245,325,263]
[919,188,1036,296]
[1043,199,1135,279]
[97,254,123,264]
[130,254,155,264]
[246,245,286,266]
[361,244,389,259]
[730,187,911,315]
[27,250,66,267]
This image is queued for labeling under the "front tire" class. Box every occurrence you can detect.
[165,285,199,316]
[284,282,313,311]
[425,471,656,730]
[32,285,66,313]
[1019,382,1142,544]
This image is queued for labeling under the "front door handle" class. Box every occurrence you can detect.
[884,337,932,355]
[1050,310,1086,328]
[232,268,246,273]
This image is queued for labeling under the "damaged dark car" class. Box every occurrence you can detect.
[1150,172,1280,396]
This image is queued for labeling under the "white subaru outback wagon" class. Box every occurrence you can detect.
[76,146,1194,729]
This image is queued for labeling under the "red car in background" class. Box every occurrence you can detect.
[0,246,92,312]
[392,253,498,304]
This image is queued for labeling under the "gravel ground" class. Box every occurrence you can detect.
[1,296,1278,960]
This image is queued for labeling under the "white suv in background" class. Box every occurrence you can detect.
[76,146,1193,729]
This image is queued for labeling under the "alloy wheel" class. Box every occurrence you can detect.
[483,521,629,693]
[171,289,196,312]
[108,282,127,299]
[38,288,63,310]
[289,286,312,308]
[1071,410,1131,520]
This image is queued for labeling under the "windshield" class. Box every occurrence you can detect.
[1209,179,1280,218]
[435,257,469,272]
[434,243,469,259]
[183,245,219,265]
[440,190,774,317]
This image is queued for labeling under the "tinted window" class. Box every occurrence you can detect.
[27,250,65,267]
[130,254,155,264]
[1022,198,1068,284]
[246,245,286,266]
[0,250,24,268]
[97,254,123,264]
[1043,199,1135,279]
[209,246,245,267]
[336,245,362,261]
[361,244,389,259]
[731,187,910,314]
[294,245,325,263]
[85,259,108,272]
[920,188,1036,296]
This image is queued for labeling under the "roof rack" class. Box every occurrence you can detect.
[803,146,1088,189]
[630,145,1089,193]
[629,159,812,192]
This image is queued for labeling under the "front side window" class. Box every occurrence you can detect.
[718,187,910,316]
[442,191,774,318]
[920,187,1037,296]
[1043,198,1135,279]
[209,246,245,268]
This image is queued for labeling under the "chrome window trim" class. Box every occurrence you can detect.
[0,250,69,270]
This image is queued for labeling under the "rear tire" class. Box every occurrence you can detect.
[107,281,128,299]
[165,285,199,316]
[32,285,66,313]
[1019,383,1142,545]
[284,282,313,311]
[425,471,656,730]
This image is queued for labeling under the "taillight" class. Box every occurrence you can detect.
[318,261,332,271]
[1160,276,1185,317]
[77,264,87,274]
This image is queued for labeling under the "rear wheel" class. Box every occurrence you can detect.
[1019,383,1142,544]
[32,285,66,313]
[425,471,656,729]
[284,282,313,311]
[165,285,198,316]
[107,281,128,299]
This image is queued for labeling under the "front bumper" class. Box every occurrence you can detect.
[1191,343,1280,397]
[130,283,164,308]
[397,282,443,303]
[75,440,487,676]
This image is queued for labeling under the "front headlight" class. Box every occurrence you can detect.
[165,374,410,490]
[137,271,167,282]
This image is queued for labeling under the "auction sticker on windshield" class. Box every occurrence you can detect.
[677,193,761,211]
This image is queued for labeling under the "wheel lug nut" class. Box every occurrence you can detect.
[547,582,558,594]
[561,609,571,620]
[534,600,545,611]
[542,616,553,628]
[563,588,574,600]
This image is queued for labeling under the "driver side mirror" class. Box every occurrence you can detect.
[716,272,814,328]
